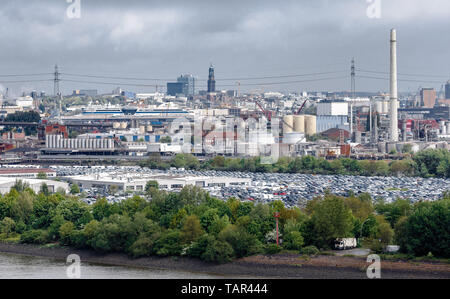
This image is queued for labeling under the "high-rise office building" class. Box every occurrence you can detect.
[420,88,436,108]
[167,74,196,97]
[167,82,184,96]
[177,74,195,96]
[445,81,450,100]
[207,64,216,93]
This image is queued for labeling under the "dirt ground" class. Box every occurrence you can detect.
[0,242,449,279]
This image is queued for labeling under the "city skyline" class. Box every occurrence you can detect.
[0,0,449,96]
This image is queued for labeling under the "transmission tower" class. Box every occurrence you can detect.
[351,58,355,99]
[54,64,60,96]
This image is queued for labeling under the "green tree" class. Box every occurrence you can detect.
[1,217,16,237]
[181,215,204,243]
[36,172,47,180]
[307,195,354,248]
[70,184,80,195]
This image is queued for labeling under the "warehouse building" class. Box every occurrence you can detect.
[0,177,69,194]
[69,173,251,192]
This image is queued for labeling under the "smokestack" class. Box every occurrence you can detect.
[389,29,399,142]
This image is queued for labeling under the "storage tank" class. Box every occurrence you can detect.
[283,115,294,134]
[440,121,446,135]
[139,125,146,134]
[382,101,389,114]
[375,101,383,114]
[293,115,305,133]
[447,122,450,135]
[120,122,128,129]
[113,122,121,129]
[304,115,317,136]
[146,125,153,132]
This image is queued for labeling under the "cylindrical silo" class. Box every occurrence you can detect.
[120,122,127,129]
[382,101,389,114]
[283,115,294,134]
[375,101,383,114]
[293,115,305,133]
[146,125,153,132]
[113,122,120,129]
[305,115,317,136]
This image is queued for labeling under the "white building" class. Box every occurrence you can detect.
[317,100,349,116]
[0,177,69,194]
[69,173,251,192]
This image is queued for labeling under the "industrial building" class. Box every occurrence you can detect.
[0,168,56,178]
[69,173,251,192]
[0,177,69,194]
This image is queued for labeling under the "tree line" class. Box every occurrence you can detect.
[139,148,450,179]
[0,183,448,262]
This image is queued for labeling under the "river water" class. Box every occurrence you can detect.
[0,252,226,279]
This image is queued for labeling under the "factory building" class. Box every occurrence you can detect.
[45,135,115,151]
[317,100,348,116]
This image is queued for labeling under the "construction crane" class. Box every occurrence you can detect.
[254,99,272,121]
[295,99,308,115]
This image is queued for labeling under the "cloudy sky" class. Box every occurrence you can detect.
[0,0,449,96]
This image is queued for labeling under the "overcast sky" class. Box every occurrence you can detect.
[0,0,449,96]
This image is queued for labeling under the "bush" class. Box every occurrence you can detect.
[129,236,155,258]
[264,244,282,255]
[283,231,304,251]
[301,245,319,256]
[20,229,49,244]
[201,240,234,264]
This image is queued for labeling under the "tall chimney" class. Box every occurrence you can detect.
[389,29,399,142]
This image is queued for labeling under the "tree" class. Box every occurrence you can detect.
[12,180,30,192]
[202,239,234,264]
[283,231,304,250]
[160,136,172,143]
[11,192,34,224]
[145,180,159,193]
[36,172,48,180]
[181,215,204,243]
[109,185,119,195]
[40,183,50,196]
[70,184,80,195]
[307,195,354,248]
[396,199,449,257]
[1,217,16,237]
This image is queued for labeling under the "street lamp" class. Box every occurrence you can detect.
[274,212,280,246]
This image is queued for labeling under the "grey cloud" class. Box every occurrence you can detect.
[0,0,448,95]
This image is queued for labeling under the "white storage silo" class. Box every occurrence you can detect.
[304,115,317,136]
[293,115,305,133]
[283,115,294,134]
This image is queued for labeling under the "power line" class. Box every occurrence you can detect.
[61,70,346,82]
[0,73,52,77]
[0,79,52,83]
[357,68,449,79]
[357,75,444,84]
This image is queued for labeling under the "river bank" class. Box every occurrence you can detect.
[0,242,449,279]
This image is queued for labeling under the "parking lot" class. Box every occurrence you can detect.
[50,165,450,207]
